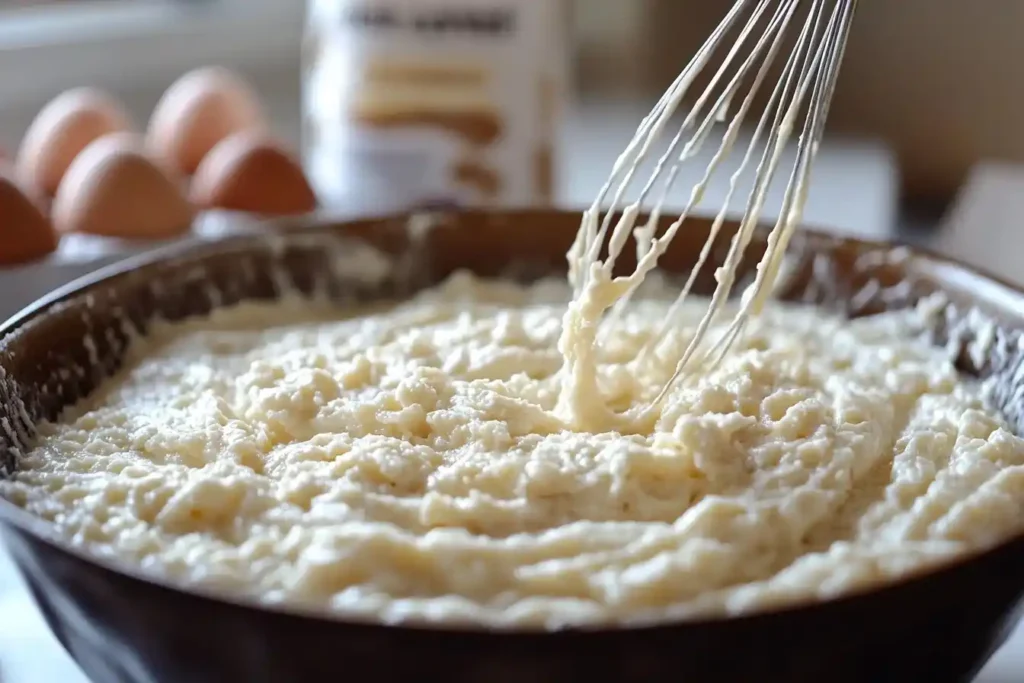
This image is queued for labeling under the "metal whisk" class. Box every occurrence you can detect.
[564,0,858,415]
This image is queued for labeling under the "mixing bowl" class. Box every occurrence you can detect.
[1,209,1023,683]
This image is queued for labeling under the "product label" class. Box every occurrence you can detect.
[342,6,518,36]
[303,0,566,214]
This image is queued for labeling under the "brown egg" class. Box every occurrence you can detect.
[52,133,194,239]
[16,88,132,198]
[147,66,266,178]
[190,131,317,216]
[0,165,59,266]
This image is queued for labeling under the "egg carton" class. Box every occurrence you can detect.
[2,66,317,276]
[0,210,260,324]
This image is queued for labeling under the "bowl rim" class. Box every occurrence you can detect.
[2,207,1024,635]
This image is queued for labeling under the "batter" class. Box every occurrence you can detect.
[4,269,1024,628]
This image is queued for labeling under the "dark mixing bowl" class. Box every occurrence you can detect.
[2,209,1024,683]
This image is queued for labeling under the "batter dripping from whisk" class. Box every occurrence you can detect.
[559,0,855,432]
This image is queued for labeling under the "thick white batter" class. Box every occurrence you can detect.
[4,271,1024,628]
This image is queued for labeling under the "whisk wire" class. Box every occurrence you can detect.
[694,0,838,372]
[565,0,857,416]
[625,0,807,356]
[569,0,762,297]
[705,0,858,372]
[598,0,803,338]
[642,0,827,400]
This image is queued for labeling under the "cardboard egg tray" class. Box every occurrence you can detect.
[0,209,289,325]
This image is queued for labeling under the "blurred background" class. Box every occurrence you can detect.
[0,1,1022,682]
[0,0,1016,284]
[0,0,1018,218]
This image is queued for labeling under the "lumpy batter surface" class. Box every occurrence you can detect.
[4,272,1024,627]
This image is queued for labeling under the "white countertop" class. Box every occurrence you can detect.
[11,101,1018,683]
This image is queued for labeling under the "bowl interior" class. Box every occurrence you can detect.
[2,209,1024,478]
